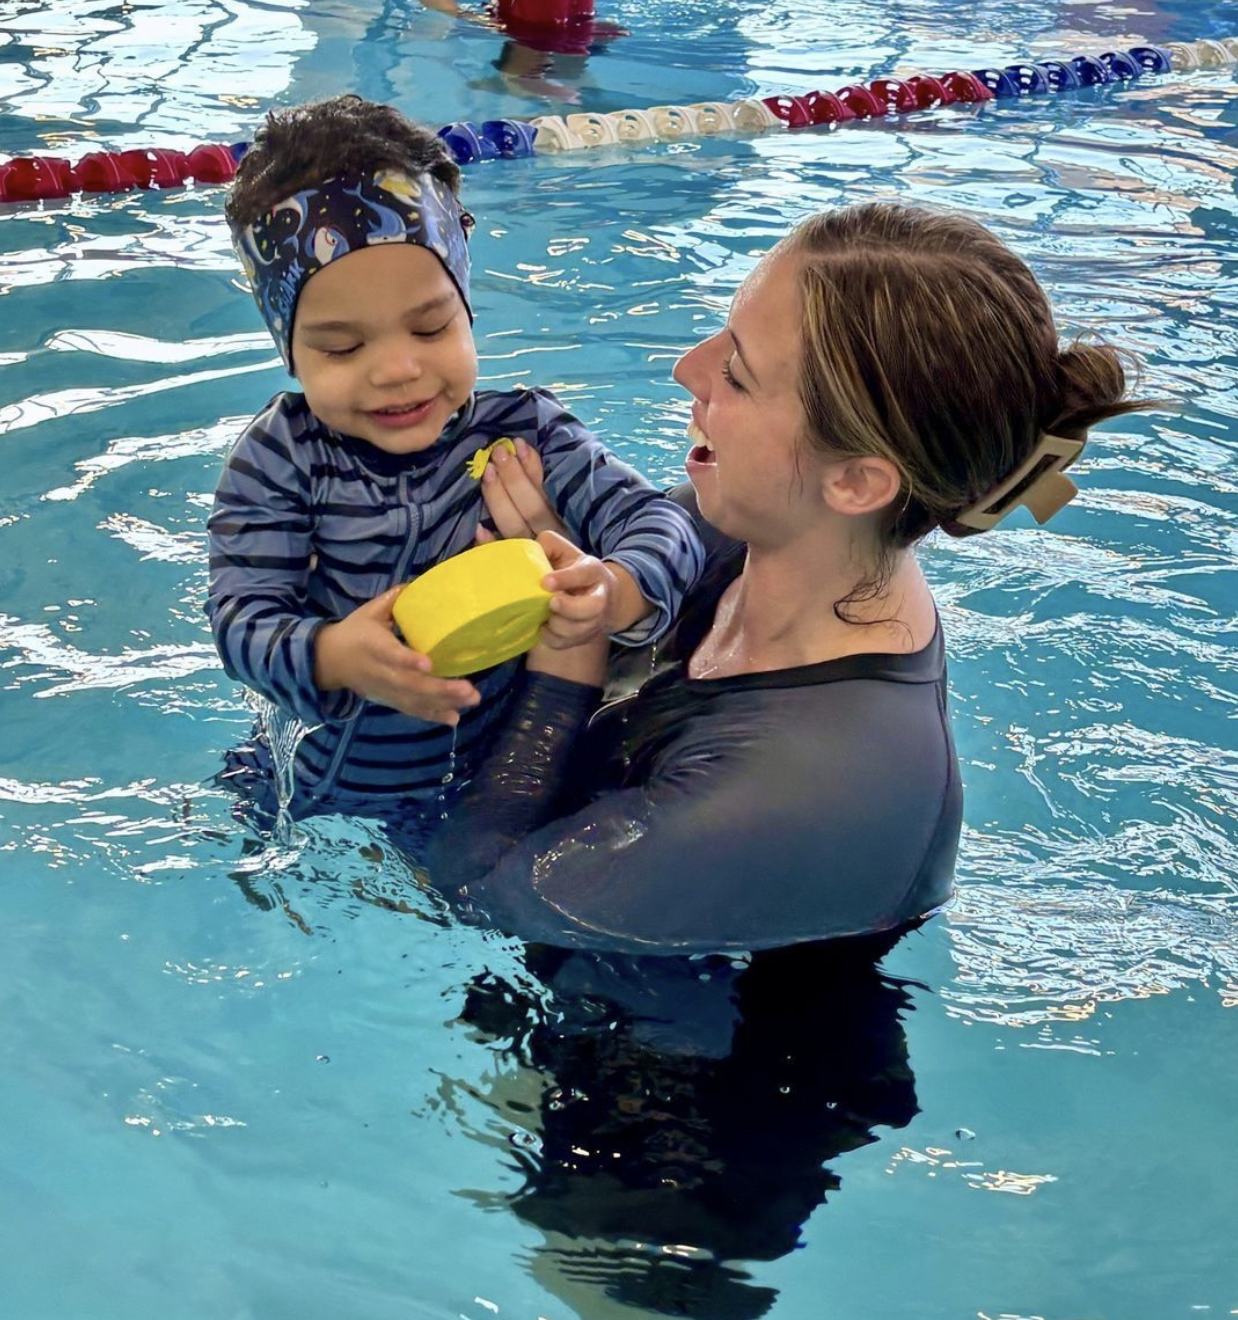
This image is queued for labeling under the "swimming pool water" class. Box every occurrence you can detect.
[2,2,1237,1317]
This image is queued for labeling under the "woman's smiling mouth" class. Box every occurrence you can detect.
[686,419,715,464]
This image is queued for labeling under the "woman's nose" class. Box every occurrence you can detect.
[672,337,709,396]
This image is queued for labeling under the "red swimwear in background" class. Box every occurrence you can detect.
[491,0,625,55]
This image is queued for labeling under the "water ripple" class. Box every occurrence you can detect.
[0,612,217,696]
[945,878,1238,1025]
[0,361,274,435]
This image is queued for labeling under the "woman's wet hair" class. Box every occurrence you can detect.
[224,94,461,228]
[782,203,1150,564]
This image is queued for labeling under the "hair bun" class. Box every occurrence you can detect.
[1049,339,1145,437]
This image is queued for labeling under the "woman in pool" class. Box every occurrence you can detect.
[424,201,1148,954]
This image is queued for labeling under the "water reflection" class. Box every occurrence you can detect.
[453,937,919,1318]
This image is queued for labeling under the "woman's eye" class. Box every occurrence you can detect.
[414,321,453,339]
[321,345,360,358]
[721,359,746,392]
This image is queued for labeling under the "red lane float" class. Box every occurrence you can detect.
[0,143,238,203]
[755,69,988,131]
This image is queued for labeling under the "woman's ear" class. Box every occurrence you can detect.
[820,454,902,517]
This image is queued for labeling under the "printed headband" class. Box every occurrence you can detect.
[230,169,473,371]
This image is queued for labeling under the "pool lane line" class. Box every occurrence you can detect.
[0,36,1235,202]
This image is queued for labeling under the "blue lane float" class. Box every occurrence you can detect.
[437,119,539,162]
[0,36,1232,198]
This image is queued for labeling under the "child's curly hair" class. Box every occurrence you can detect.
[224,94,461,227]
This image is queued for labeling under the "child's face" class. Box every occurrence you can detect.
[291,243,477,454]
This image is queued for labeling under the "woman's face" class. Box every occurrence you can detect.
[674,246,820,545]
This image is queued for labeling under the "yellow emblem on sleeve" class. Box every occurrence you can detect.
[464,436,518,480]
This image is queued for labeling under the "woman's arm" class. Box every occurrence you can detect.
[426,665,605,885]
[427,669,960,955]
[425,534,609,880]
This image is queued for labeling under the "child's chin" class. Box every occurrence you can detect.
[366,429,439,455]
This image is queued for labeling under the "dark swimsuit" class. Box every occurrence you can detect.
[427,493,962,955]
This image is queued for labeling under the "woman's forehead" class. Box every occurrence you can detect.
[730,251,802,382]
[735,246,800,312]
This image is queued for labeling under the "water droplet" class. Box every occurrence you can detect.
[436,725,461,819]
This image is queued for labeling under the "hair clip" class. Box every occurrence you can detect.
[952,432,1085,531]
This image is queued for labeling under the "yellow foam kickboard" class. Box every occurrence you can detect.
[393,538,554,677]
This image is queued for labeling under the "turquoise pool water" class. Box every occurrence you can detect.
[2,2,1237,1317]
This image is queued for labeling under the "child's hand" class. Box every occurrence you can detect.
[535,529,615,651]
[480,446,652,638]
[523,530,611,686]
[313,587,481,727]
[477,439,567,542]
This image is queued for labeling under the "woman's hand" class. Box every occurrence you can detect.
[478,439,567,541]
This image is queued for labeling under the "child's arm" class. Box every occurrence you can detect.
[206,406,343,726]
[513,390,705,645]
[207,398,479,727]
[481,439,647,644]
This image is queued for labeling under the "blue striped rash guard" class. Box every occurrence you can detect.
[206,386,704,829]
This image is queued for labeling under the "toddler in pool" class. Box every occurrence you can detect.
[206,94,702,837]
